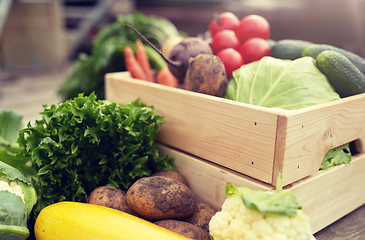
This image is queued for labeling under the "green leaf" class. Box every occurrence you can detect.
[0,161,37,214]
[0,151,30,170]
[225,56,340,110]
[320,143,351,170]
[225,182,302,216]
[0,191,29,240]
[0,109,23,155]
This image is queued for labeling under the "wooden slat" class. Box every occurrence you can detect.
[273,93,365,185]
[158,144,273,211]
[159,144,365,234]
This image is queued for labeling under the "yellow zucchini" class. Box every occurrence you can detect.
[34,201,192,240]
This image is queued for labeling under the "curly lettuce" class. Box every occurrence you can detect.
[17,92,174,217]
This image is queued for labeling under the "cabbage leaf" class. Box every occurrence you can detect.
[225,56,340,110]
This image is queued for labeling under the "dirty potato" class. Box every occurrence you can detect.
[155,219,210,240]
[86,186,135,215]
[184,200,218,232]
[126,176,196,220]
[152,170,188,186]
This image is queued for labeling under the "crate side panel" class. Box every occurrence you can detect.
[106,73,281,184]
[289,153,365,233]
[158,144,273,210]
[279,94,365,185]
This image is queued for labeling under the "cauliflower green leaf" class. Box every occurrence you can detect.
[225,180,301,216]
[0,191,30,240]
[0,161,37,214]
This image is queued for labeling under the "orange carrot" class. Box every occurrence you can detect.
[135,39,154,82]
[156,68,179,87]
[123,46,147,80]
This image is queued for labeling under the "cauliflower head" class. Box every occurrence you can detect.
[0,176,25,202]
[209,183,316,240]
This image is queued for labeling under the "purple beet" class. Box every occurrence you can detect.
[125,25,213,84]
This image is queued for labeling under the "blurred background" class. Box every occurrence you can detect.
[1,0,365,123]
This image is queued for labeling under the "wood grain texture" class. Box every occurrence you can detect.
[106,72,283,184]
[160,143,365,235]
[274,93,365,186]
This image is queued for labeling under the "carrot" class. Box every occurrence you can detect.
[123,46,147,81]
[156,68,179,87]
[136,39,155,82]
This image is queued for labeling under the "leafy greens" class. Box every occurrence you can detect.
[0,109,23,154]
[59,11,182,101]
[0,191,30,240]
[225,56,340,110]
[320,143,351,169]
[16,93,174,217]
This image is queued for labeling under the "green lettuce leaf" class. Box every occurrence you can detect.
[0,191,29,240]
[320,143,351,170]
[225,56,340,110]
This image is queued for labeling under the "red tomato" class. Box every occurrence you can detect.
[216,48,245,79]
[239,38,271,63]
[235,15,270,43]
[208,12,240,37]
[210,30,240,54]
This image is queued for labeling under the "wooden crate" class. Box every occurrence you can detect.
[157,144,365,234]
[105,72,365,186]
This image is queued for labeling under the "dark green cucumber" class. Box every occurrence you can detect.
[270,39,314,60]
[303,44,365,75]
[316,50,365,98]
[266,39,277,48]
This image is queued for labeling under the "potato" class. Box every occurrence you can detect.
[152,170,188,186]
[155,219,210,240]
[184,200,218,232]
[86,186,135,215]
[126,176,196,220]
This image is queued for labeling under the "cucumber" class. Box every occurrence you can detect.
[303,44,365,75]
[316,50,365,98]
[270,39,314,60]
[267,39,277,48]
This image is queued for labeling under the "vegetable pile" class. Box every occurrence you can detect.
[35,171,217,240]
[58,12,182,100]
[2,9,365,240]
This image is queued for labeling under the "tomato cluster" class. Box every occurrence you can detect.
[209,12,271,79]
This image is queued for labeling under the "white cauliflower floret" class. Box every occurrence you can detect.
[209,184,316,240]
[0,175,25,202]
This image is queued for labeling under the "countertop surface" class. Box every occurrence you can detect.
[1,69,365,239]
